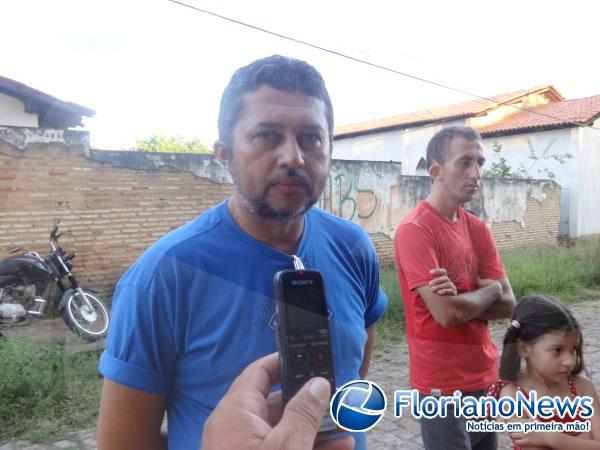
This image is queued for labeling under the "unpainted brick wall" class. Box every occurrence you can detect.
[490,183,560,249]
[0,138,232,299]
[369,233,396,268]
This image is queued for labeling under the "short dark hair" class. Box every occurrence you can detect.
[217,55,334,151]
[499,295,584,381]
[426,126,482,169]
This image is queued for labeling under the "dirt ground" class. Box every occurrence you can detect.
[2,316,105,350]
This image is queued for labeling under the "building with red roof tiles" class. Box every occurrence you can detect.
[333,85,600,237]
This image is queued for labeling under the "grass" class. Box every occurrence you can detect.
[377,267,405,343]
[1,237,599,443]
[501,236,600,300]
[0,339,103,444]
[376,235,600,344]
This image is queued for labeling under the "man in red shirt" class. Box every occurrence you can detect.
[394,126,515,450]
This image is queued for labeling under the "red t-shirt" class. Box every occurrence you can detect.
[394,201,506,395]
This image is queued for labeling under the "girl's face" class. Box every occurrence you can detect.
[519,330,580,384]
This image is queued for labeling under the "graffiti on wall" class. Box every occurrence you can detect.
[318,171,378,221]
[316,168,429,237]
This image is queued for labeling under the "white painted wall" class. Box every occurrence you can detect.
[333,120,465,174]
[576,118,600,236]
[0,92,38,127]
[481,128,580,236]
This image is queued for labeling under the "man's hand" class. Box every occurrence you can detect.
[201,353,353,450]
[417,269,504,327]
[476,277,501,291]
[428,268,457,296]
[475,277,515,321]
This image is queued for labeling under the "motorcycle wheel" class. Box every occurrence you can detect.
[62,289,110,342]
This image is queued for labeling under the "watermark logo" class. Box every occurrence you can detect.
[330,380,387,432]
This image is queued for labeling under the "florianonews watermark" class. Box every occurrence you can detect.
[393,389,593,420]
[465,419,590,434]
[328,381,594,433]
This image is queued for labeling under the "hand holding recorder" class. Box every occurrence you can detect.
[273,268,337,433]
[201,353,353,450]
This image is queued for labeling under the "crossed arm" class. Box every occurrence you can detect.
[417,269,515,328]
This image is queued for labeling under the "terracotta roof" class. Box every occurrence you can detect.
[478,95,600,137]
[0,75,95,129]
[334,85,563,139]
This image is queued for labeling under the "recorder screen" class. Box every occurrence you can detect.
[285,282,328,334]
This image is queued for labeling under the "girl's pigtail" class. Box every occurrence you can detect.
[499,322,522,381]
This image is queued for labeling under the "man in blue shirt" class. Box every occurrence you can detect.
[97,55,388,450]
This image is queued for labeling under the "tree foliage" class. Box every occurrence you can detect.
[482,139,573,180]
[136,134,211,154]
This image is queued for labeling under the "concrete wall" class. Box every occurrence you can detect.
[0,126,561,297]
[0,93,38,127]
[577,118,600,236]
[316,158,560,264]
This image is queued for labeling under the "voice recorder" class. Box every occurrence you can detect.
[273,269,337,433]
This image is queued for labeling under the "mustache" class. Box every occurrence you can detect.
[268,169,312,189]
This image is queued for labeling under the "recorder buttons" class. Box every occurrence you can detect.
[314,348,329,366]
[291,349,309,369]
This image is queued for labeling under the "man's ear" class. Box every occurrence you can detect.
[214,140,230,168]
[429,161,443,181]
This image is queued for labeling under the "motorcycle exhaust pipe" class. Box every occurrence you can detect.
[28,297,47,316]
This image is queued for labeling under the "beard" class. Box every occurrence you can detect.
[230,163,322,224]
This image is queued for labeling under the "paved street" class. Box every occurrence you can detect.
[2,299,599,449]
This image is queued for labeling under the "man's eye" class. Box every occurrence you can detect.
[255,131,280,145]
[257,131,275,140]
[298,133,322,149]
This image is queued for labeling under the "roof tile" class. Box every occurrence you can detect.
[334,85,564,138]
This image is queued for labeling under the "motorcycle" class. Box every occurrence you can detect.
[0,220,110,341]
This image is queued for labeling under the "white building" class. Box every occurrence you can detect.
[333,85,600,237]
[0,75,94,129]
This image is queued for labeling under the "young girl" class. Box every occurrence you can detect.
[487,295,600,449]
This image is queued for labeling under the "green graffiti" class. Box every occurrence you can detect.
[335,173,356,220]
[317,171,379,222]
[318,174,333,211]
[356,187,378,219]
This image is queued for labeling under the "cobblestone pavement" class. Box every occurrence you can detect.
[366,300,600,449]
[2,300,599,449]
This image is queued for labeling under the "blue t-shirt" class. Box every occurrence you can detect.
[99,200,388,449]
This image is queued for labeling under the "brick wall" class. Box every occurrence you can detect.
[0,130,233,298]
[490,182,560,249]
[0,127,561,299]
[369,233,396,267]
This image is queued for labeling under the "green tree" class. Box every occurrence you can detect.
[482,141,515,178]
[136,134,211,154]
[482,139,573,180]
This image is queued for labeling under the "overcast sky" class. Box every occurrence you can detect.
[1,0,598,149]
